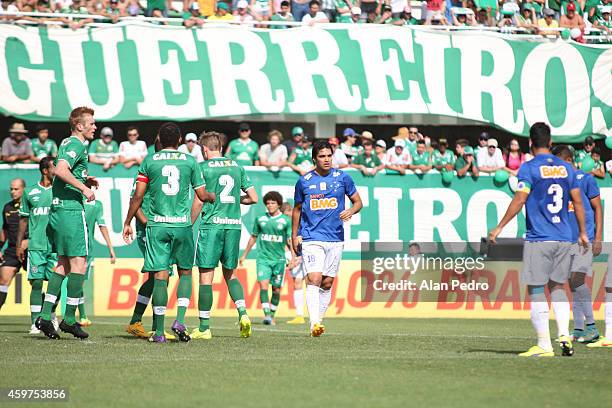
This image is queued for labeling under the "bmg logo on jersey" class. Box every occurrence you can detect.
[309,194,338,210]
[539,165,568,178]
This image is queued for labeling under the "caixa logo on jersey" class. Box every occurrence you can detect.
[310,194,338,211]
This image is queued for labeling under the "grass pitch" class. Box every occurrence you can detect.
[1,316,611,408]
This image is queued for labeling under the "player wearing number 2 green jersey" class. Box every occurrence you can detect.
[190,131,258,340]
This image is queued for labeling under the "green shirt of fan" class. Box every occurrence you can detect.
[432,149,455,167]
[270,12,294,28]
[89,139,119,159]
[52,136,89,210]
[454,155,477,171]
[475,0,498,11]
[198,157,254,230]
[31,139,58,160]
[404,139,417,156]
[352,152,381,168]
[291,147,312,166]
[137,149,205,228]
[19,183,53,251]
[252,213,291,263]
[574,149,591,165]
[227,138,259,166]
[412,151,431,166]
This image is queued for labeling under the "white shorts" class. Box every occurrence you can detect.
[301,241,343,278]
[290,256,305,279]
[570,243,593,276]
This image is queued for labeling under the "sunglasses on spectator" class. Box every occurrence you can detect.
[240,129,249,133]
[187,140,196,143]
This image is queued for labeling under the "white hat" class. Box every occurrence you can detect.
[394,139,405,148]
[376,140,386,148]
[100,127,113,137]
[487,138,498,148]
[351,6,361,14]
[185,133,197,142]
[237,0,248,8]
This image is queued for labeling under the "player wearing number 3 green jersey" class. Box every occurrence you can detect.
[190,132,258,340]
[123,123,215,344]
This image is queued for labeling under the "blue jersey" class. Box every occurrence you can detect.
[516,153,578,242]
[294,169,357,242]
[569,170,599,242]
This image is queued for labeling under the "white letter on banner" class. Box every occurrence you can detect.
[344,186,369,252]
[348,28,427,113]
[93,177,133,247]
[0,26,55,116]
[453,36,524,133]
[590,48,612,135]
[269,28,361,113]
[600,188,612,242]
[47,28,124,119]
[125,26,205,118]
[521,42,589,136]
[373,187,402,242]
[409,188,462,242]
[198,29,284,117]
[466,189,516,242]
[413,31,455,117]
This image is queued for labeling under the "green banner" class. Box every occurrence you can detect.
[1,164,611,259]
[1,24,611,141]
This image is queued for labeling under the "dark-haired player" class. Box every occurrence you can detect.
[240,191,294,325]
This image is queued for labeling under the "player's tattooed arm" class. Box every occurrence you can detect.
[339,191,363,222]
[488,191,528,244]
[591,195,603,256]
[240,187,258,205]
[16,217,28,262]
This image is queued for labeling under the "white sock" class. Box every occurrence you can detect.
[293,288,304,317]
[605,292,612,339]
[551,289,570,338]
[319,288,331,320]
[530,292,552,351]
[572,290,585,330]
[575,284,595,325]
[305,285,320,327]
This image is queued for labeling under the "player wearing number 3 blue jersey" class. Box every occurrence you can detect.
[489,122,588,358]
[292,140,362,337]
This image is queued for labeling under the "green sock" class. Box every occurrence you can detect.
[77,288,87,320]
[130,273,154,325]
[152,279,168,337]
[176,274,192,325]
[198,284,213,331]
[260,288,270,317]
[29,279,44,324]
[64,273,85,325]
[227,278,247,318]
[270,290,280,318]
[41,272,65,320]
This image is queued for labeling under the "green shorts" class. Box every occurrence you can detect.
[48,208,88,257]
[144,225,194,272]
[195,229,241,270]
[138,232,175,276]
[256,260,285,287]
[27,250,57,281]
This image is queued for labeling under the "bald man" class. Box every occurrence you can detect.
[0,178,27,310]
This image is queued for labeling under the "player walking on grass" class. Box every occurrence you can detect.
[79,199,115,326]
[283,202,306,324]
[15,158,56,334]
[123,123,215,344]
[190,132,258,340]
[292,140,362,337]
[36,107,98,340]
[553,146,603,344]
[240,191,294,325]
[489,123,588,357]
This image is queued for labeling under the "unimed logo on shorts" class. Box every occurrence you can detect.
[310,196,338,211]
[539,166,568,178]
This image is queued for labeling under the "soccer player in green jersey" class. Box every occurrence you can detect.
[240,191,294,325]
[79,199,115,326]
[36,107,98,340]
[123,123,215,344]
[190,132,258,340]
[16,157,57,334]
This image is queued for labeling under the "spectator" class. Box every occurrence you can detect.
[126,0,143,16]
[606,158,612,178]
[392,126,410,142]
[517,3,538,31]
[590,147,605,179]
[409,140,432,173]
[474,131,489,157]
[270,1,294,28]
[283,126,303,155]
[0,0,19,13]
[335,0,352,22]
[352,140,384,176]
[89,126,120,171]
[574,135,595,168]
[376,4,394,23]
[451,8,477,26]
[477,138,505,172]
[183,1,205,27]
[393,5,419,25]
[454,140,479,178]
[194,0,216,18]
[118,126,148,168]
[291,0,310,22]
[350,6,362,23]
[250,0,272,21]
[2,123,34,164]
[288,134,314,175]
[340,128,362,160]
[328,137,349,168]
[424,0,445,24]
[62,0,94,29]
[178,132,204,162]
[560,2,585,42]
[259,130,288,170]
[235,0,254,22]
[145,0,174,16]
[498,4,518,31]
[432,138,455,171]
[475,7,493,26]
[359,0,380,22]
[226,122,260,166]
[103,0,126,23]
[31,125,58,162]
[302,0,329,24]
[375,139,387,162]
[208,2,234,20]
[538,8,560,36]
[593,6,612,34]
[502,138,526,176]
[384,139,412,175]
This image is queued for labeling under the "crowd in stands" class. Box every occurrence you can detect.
[2,121,611,181]
[1,0,610,40]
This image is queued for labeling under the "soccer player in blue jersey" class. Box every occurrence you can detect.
[553,145,603,343]
[489,123,588,357]
[292,140,363,337]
